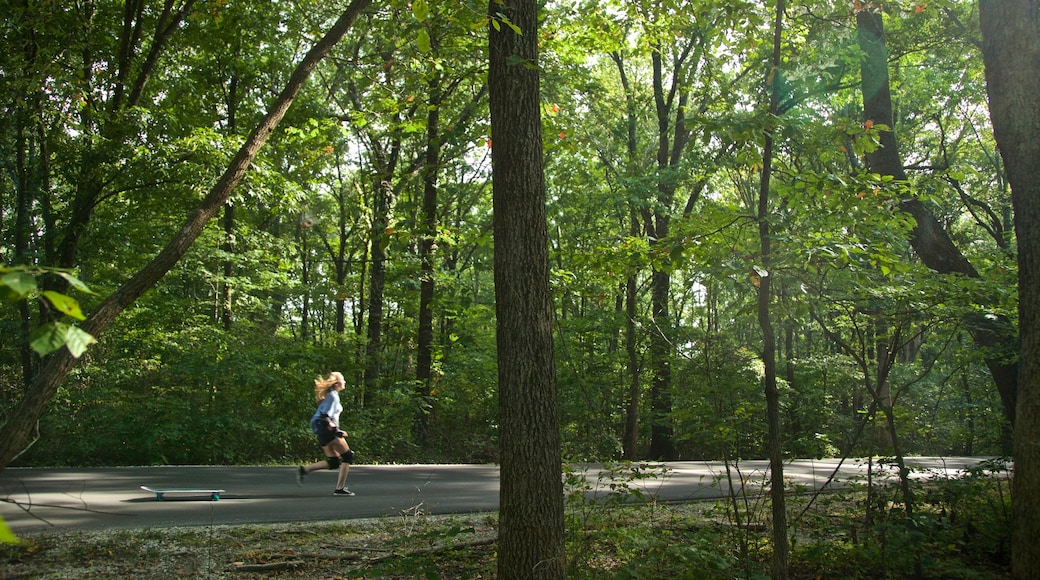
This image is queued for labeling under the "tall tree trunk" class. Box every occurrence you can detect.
[363,171,391,396]
[220,70,240,330]
[488,0,565,576]
[13,92,37,388]
[0,0,374,473]
[644,38,692,461]
[611,52,643,460]
[857,6,1019,428]
[298,222,312,341]
[978,2,1040,576]
[221,202,235,329]
[647,268,674,459]
[759,0,788,576]
[416,70,443,446]
[623,223,640,461]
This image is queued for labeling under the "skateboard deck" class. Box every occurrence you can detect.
[140,485,224,501]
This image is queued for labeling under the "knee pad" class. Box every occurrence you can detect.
[326,456,342,470]
[340,450,355,464]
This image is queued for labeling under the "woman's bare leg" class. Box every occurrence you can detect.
[302,458,333,474]
[336,463,351,489]
[324,439,351,489]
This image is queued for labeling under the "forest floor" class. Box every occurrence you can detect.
[1,512,499,578]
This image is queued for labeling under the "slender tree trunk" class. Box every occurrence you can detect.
[221,202,235,329]
[364,175,390,395]
[298,223,312,341]
[0,0,374,473]
[645,39,690,460]
[612,52,642,460]
[219,68,240,330]
[624,262,640,460]
[416,71,443,446]
[14,111,36,388]
[334,188,350,335]
[978,2,1040,576]
[488,0,565,576]
[759,1,788,576]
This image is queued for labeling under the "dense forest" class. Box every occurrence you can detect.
[0,0,1013,465]
[2,0,1039,576]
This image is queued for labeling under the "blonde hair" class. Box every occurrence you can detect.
[314,371,344,402]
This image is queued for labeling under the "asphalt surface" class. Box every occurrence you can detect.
[0,457,989,534]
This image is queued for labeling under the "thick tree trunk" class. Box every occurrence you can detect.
[488,0,566,577]
[0,0,374,473]
[978,2,1040,577]
[857,7,1019,427]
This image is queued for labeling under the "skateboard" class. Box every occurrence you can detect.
[140,485,225,501]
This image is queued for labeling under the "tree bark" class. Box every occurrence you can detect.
[488,0,566,577]
[363,174,391,397]
[0,0,374,473]
[611,52,642,460]
[645,37,693,461]
[416,70,443,446]
[759,1,789,576]
[978,2,1040,576]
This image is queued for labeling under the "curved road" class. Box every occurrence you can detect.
[0,457,989,534]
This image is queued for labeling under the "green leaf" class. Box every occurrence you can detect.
[28,322,96,357]
[1,271,37,300]
[64,325,97,358]
[492,12,521,35]
[55,271,94,294]
[29,322,70,356]
[417,28,431,54]
[412,0,429,22]
[42,290,87,320]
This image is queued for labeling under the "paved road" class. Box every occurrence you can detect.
[0,457,990,534]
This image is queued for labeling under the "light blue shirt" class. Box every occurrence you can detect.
[310,391,343,433]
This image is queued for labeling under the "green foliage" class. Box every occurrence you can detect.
[562,461,738,577]
[18,322,325,466]
[789,460,1012,578]
[0,266,95,357]
[672,337,767,459]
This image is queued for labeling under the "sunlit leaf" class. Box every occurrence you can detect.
[64,325,97,358]
[42,290,86,320]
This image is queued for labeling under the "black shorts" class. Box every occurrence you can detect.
[316,428,343,447]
